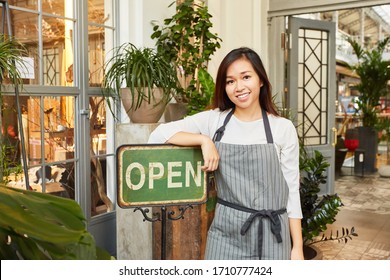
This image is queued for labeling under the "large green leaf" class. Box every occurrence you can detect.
[0,186,112,259]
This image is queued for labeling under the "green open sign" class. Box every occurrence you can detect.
[117,144,207,208]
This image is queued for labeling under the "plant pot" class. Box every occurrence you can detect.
[164,102,188,122]
[357,126,378,173]
[303,245,323,260]
[121,88,167,123]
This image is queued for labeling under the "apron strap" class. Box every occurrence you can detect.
[213,108,274,144]
[262,109,274,144]
[212,109,234,142]
[217,198,286,260]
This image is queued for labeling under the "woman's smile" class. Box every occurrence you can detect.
[236,92,250,100]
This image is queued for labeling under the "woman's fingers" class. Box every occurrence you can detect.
[200,136,220,171]
[201,157,219,171]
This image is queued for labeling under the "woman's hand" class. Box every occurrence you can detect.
[291,246,304,260]
[289,218,304,260]
[199,136,220,172]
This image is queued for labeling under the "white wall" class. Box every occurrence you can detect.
[118,0,174,47]
[118,0,270,81]
[207,0,270,78]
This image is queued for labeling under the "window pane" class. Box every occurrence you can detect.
[90,96,106,155]
[88,0,108,25]
[1,96,21,184]
[89,96,113,216]
[8,0,38,10]
[42,17,74,86]
[88,25,105,87]
[42,0,66,17]
[26,96,75,164]
[0,10,40,85]
[2,95,76,200]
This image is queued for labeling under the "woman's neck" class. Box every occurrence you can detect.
[233,106,263,122]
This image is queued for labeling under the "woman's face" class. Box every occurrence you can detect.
[225,58,263,111]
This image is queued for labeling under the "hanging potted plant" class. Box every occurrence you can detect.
[102,43,178,123]
[347,37,390,172]
[151,0,222,119]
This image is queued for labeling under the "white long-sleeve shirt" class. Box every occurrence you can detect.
[148,109,303,219]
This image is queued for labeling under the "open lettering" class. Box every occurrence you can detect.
[125,161,202,190]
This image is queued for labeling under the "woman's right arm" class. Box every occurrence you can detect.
[167,132,219,172]
[148,110,222,171]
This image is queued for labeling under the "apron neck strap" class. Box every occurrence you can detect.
[213,108,274,144]
[213,108,234,142]
[262,109,274,144]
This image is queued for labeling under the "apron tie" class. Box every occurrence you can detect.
[218,198,286,259]
[213,109,234,142]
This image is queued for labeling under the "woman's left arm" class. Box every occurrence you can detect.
[289,218,304,260]
[276,118,304,259]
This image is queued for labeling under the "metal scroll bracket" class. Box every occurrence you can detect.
[134,204,194,260]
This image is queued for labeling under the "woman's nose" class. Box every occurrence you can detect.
[235,80,244,91]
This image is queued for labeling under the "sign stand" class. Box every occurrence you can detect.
[117,144,208,260]
[134,204,193,260]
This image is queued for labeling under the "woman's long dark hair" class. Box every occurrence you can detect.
[212,47,279,116]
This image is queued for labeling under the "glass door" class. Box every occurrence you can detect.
[287,17,337,195]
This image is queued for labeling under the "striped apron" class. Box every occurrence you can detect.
[204,109,291,260]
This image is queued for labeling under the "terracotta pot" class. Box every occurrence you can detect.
[121,87,168,123]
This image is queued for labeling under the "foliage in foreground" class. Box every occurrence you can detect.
[0,186,113,260]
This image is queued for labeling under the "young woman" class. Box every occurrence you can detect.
[148,47,304,260]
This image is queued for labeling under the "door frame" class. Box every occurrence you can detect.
[287,17,337,195]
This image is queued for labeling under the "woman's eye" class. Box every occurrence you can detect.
[243,75,251,80]
[226,80,234,85]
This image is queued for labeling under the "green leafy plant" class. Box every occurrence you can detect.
[300,149,358,246]
[151,0,222,115]
[0,185,113,259]
[347,37,390,129]
[187,67,215,115]
[102,42,178,118]
[0,34,27,85]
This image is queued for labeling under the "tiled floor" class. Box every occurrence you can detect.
[312,154,390,260]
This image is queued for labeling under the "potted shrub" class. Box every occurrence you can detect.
[347,37,390,172]
[300,148,358,259]
[151,0,222,118]
[102,42,178,123]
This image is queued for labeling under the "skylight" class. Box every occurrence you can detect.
[373,5,390,27]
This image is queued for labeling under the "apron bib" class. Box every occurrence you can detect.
[205,109,291,260]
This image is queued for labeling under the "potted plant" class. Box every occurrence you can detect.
[300,148,358,259]
[102,42,178,123]
[150,0,222,118]
[347,37,390,172]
